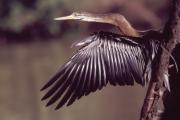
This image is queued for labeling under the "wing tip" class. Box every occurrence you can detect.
[41,95,48,101]
[40,86,47,91]
[55,106,60,110]
[46,100,54,107]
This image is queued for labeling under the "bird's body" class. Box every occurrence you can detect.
[41,12,161,110]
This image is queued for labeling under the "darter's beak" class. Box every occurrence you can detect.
[54,14,75,21]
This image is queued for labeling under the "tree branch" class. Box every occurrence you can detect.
[140,0,180,119]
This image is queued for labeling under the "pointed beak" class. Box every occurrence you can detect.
[54,14,75,21]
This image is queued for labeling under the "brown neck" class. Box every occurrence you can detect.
[99,14,140,37]
[114,16,140,37]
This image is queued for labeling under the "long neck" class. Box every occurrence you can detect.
[85,13,140,37]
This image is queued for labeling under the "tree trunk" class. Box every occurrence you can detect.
[140,0,180,119]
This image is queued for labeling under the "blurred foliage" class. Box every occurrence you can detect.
[0,0,170,41]
[0,0,68,35]
[0,0,112,35]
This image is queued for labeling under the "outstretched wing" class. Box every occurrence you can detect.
[41,31,151,110]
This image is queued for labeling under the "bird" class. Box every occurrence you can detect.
[41,12,161,110]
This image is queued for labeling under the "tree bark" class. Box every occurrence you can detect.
[140,0,180,119]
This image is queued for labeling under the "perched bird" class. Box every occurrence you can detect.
[41,12,160,110]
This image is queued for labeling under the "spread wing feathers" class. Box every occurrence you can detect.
[41,31,155,110]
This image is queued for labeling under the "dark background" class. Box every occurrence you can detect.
[0,0,179,120]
